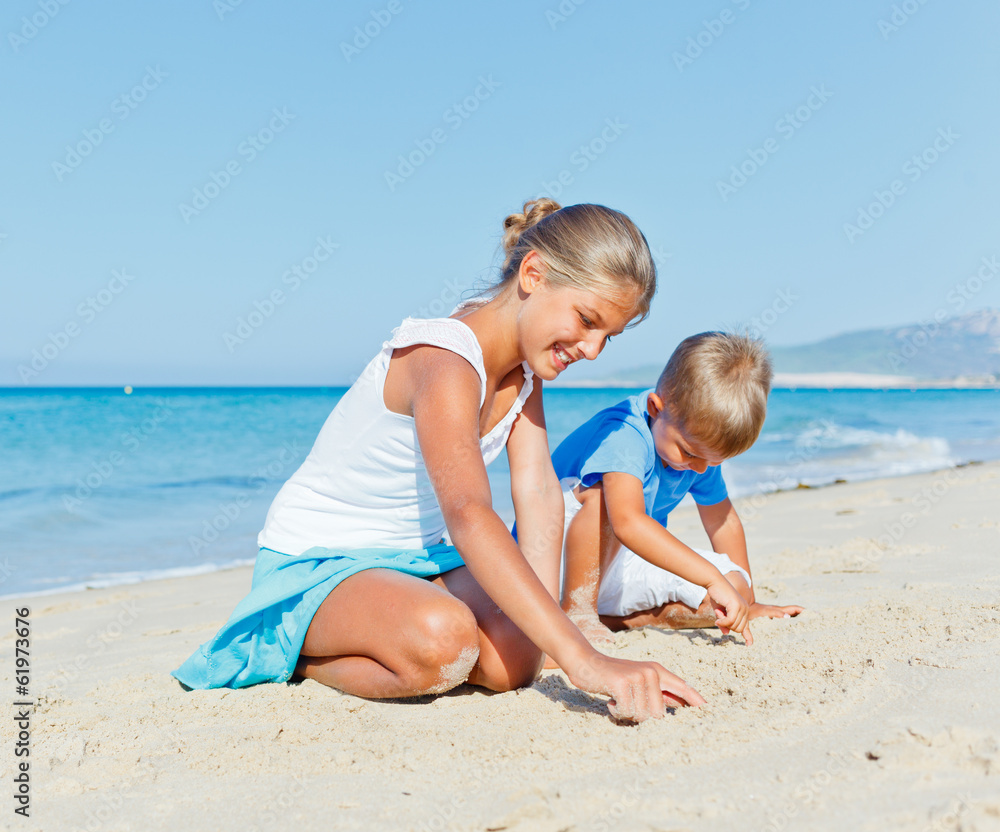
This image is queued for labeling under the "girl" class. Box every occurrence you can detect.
[173,199,705,722]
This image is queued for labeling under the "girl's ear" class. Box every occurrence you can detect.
[518,250,547,295]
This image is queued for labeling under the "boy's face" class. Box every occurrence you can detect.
[646,392,726,474]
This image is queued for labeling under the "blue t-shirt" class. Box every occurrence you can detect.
[550,389,728,526]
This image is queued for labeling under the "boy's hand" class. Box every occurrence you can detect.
[707,578,753,645]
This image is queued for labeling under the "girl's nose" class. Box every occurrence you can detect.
[578,332,605,361]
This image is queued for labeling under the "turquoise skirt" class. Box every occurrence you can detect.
[171,543,465,690]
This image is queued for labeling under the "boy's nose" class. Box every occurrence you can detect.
[690,458,708,474]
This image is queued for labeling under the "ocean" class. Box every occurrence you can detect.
[2,387,998,599]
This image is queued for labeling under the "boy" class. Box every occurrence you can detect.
[552,331,801,649]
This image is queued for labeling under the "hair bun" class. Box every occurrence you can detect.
[485,199,656,326]
[501,198,562,256]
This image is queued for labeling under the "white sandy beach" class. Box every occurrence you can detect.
[5,462,1000,831]
[556,373,1000,390]
[771,372,1000,390]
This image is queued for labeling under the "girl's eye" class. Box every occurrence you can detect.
[579,314,593,327]
[604,334,614,345]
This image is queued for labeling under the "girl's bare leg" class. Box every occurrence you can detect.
[296,564,544,698]
[431,565,544,692]
[295,568,481,698]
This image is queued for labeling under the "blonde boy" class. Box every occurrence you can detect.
[551,331,801,648]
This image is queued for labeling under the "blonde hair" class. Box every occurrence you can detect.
[656,331,773,458]
[486,198,656,324]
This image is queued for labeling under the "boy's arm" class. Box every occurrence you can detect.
[697,498,754,603]
[506,379,563,600]
[602,472,752,643]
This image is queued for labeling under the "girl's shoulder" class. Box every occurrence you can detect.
[383,303,490,412]
[390,313,483,354]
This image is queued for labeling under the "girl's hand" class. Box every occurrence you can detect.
[707,577,754,645]
[564,649,705,722]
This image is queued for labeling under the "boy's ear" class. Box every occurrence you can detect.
[647,392,665,420]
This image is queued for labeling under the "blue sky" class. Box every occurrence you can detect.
[3,0,998,386]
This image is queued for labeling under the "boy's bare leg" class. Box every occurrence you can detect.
[561,482,621,647]
[600,595,717,631]
[543,483,621,668]
[600,572,803,632]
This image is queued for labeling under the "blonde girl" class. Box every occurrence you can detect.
[173,199,705,722]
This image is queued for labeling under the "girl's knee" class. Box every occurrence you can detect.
[409,598,480,691]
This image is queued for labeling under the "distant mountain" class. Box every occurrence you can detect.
[558,309,1000,386]
[770,309,1000,379]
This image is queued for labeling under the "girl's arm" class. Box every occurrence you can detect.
[409,347,705,720]
[505,378,563,600]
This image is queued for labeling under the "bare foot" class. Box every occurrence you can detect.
[566,610,616,647]
[749,602,804,620]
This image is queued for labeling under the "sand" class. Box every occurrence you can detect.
[770,372,1000,389]
[555,373,1000,390]
[4,462,1000,831]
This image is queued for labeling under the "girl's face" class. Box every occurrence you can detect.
[518,252,638,381]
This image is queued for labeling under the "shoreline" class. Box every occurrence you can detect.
[11,460,1000,830]
[0,557,257,603]
[4,458,992,603]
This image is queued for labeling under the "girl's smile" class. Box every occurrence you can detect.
[552,344,576,370]
[521,271,637,381]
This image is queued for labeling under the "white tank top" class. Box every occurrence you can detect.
[257,303,535,555]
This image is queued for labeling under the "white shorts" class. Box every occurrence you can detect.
[558,477,751,617]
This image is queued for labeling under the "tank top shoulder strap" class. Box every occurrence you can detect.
[384,316,488,409]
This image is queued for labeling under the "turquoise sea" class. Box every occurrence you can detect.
[2,387,998,598]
